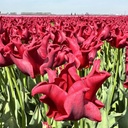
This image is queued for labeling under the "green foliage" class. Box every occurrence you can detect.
[0,66,43,128]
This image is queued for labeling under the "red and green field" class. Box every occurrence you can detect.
[0,15,128,128]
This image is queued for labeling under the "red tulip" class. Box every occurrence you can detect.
[32,59,110,121]
[97,25,111,40]
[0,37,13,66]
[10,36,60,78]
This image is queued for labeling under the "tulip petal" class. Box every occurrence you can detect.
[59,89,87,120]
[63,89,101,121]
[40,95,58,118]
[68,80,89,94]
[123,80,128,88]
[10,54,35,78]
[84,59,111,100]
[59,63,81,90]
[32,83,67,116]
[84,100,101,122]
[44,68,57,83]
[0,53,13,66]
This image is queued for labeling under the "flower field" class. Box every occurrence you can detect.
[0,15,128,128]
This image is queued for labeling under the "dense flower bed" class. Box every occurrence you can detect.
[0,15,128,128]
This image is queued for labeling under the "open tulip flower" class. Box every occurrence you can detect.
[8,35,59,78]
[32,59,110,122]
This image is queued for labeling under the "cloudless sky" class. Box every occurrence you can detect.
[0,0,128,15]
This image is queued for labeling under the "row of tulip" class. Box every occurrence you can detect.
[0,15,128,128]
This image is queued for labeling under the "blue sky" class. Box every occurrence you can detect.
[0,0,128,15]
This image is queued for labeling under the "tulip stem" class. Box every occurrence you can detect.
[44,104,51,125]
[0,118,2,128]
[106,48,120,114]
[73,121,79,128]
[5,66,26,128]
[79,69,85,77]
[80,119,84,128]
